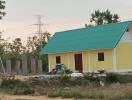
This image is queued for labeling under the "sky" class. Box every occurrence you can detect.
[0,0,132,43]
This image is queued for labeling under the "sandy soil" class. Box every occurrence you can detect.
[0,94,91,100]
[0,94,70,100]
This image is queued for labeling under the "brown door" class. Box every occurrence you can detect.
[74,54,83,72]
[56,56,61,64]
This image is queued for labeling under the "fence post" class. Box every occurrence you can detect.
[16,60,21,74]
[38,60,43,74]
[31,59,36,74]
[22,54,28,75]
[6,60,11,74]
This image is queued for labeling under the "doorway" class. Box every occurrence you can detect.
[56,56,61,64]
[74,54,83,72]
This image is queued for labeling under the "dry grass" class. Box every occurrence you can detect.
[1,74,132,100]
[47,83,132,100]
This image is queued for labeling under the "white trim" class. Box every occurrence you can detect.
[88,53,91,72]
[48,55,51,72]
[48,48,112,54]
[115,69,132,72]
[119,40,132,43]
[67,53,70,69]
[112,48,117,72]
[120,31,132,42]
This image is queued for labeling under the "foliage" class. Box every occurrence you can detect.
[0,33,8,73]
[106,72,119,83]
[5,38,26,60]
[83,73,100,82]
[116,74,132,83]
[1,77,132,99]
[0,0,6,20]
[0,79,34,95]
[26,32,50,59]
[26,32,50,71]
[48,90,83,99]
[0,79,23,89]
[90,9,120,25]
[9,38,26,54]
[0,31,50,72]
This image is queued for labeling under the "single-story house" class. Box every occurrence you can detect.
[41,21,132,72]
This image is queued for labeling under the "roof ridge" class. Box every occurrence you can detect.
[55,20,132,34]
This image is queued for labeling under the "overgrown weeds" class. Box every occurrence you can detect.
[0,73,132,99]
[0,79,35,95]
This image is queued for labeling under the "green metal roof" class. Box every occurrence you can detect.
[41,21,131,54]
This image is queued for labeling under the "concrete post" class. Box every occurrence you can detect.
[38,60,43,74]
[31,59,36,74]
[16,60,21,74]
[22,54,28,75]
[6,60,11,74]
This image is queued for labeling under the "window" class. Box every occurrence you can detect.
[56,56,61,64]
[98,52,104,61]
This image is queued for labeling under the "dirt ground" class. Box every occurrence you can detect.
[0,94,92,100]
[0,95,72,100]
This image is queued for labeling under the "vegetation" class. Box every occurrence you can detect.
[85,9,120,27]
[91,9,120,25]
[0,79,34,95]
[0,0,6,20]
[106,72,119,83]
[0,3,131,99]
[0,32,50,72]
[0,0,50,72]
[0,73,132,99]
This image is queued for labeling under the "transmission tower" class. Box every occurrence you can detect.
[33,15,44,39]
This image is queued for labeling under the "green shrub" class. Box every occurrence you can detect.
[48,90,83,99]
[106,73,119,83]
[117,74,132,83]
[23,88,35,95]
[47,76,90,86]
[0,79,24,89]
[0,79,35,95]
[48,90,61,98]
[60,75,71,83]
[83,73,99,82]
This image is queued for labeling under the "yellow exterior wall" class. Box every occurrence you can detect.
[48,53,69,71]
[48,49,113,72]
[116,43,132,70]
[82,51,89,72]
[90,50,113,71]
[68,52,75,71]
[48,54,56,71]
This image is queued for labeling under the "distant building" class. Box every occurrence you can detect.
[41,21,132,72]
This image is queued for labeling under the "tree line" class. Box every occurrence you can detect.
[0,0,51,72]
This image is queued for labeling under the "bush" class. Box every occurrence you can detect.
[106,73,119,83]
[48,90,61,98]
[0,79,24,89]
[117,74,132,83]
[0,79,35,95]
[48,90,83,99]
[60,75,71,83]
[83,73,99,82]
[23,88,35,95]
